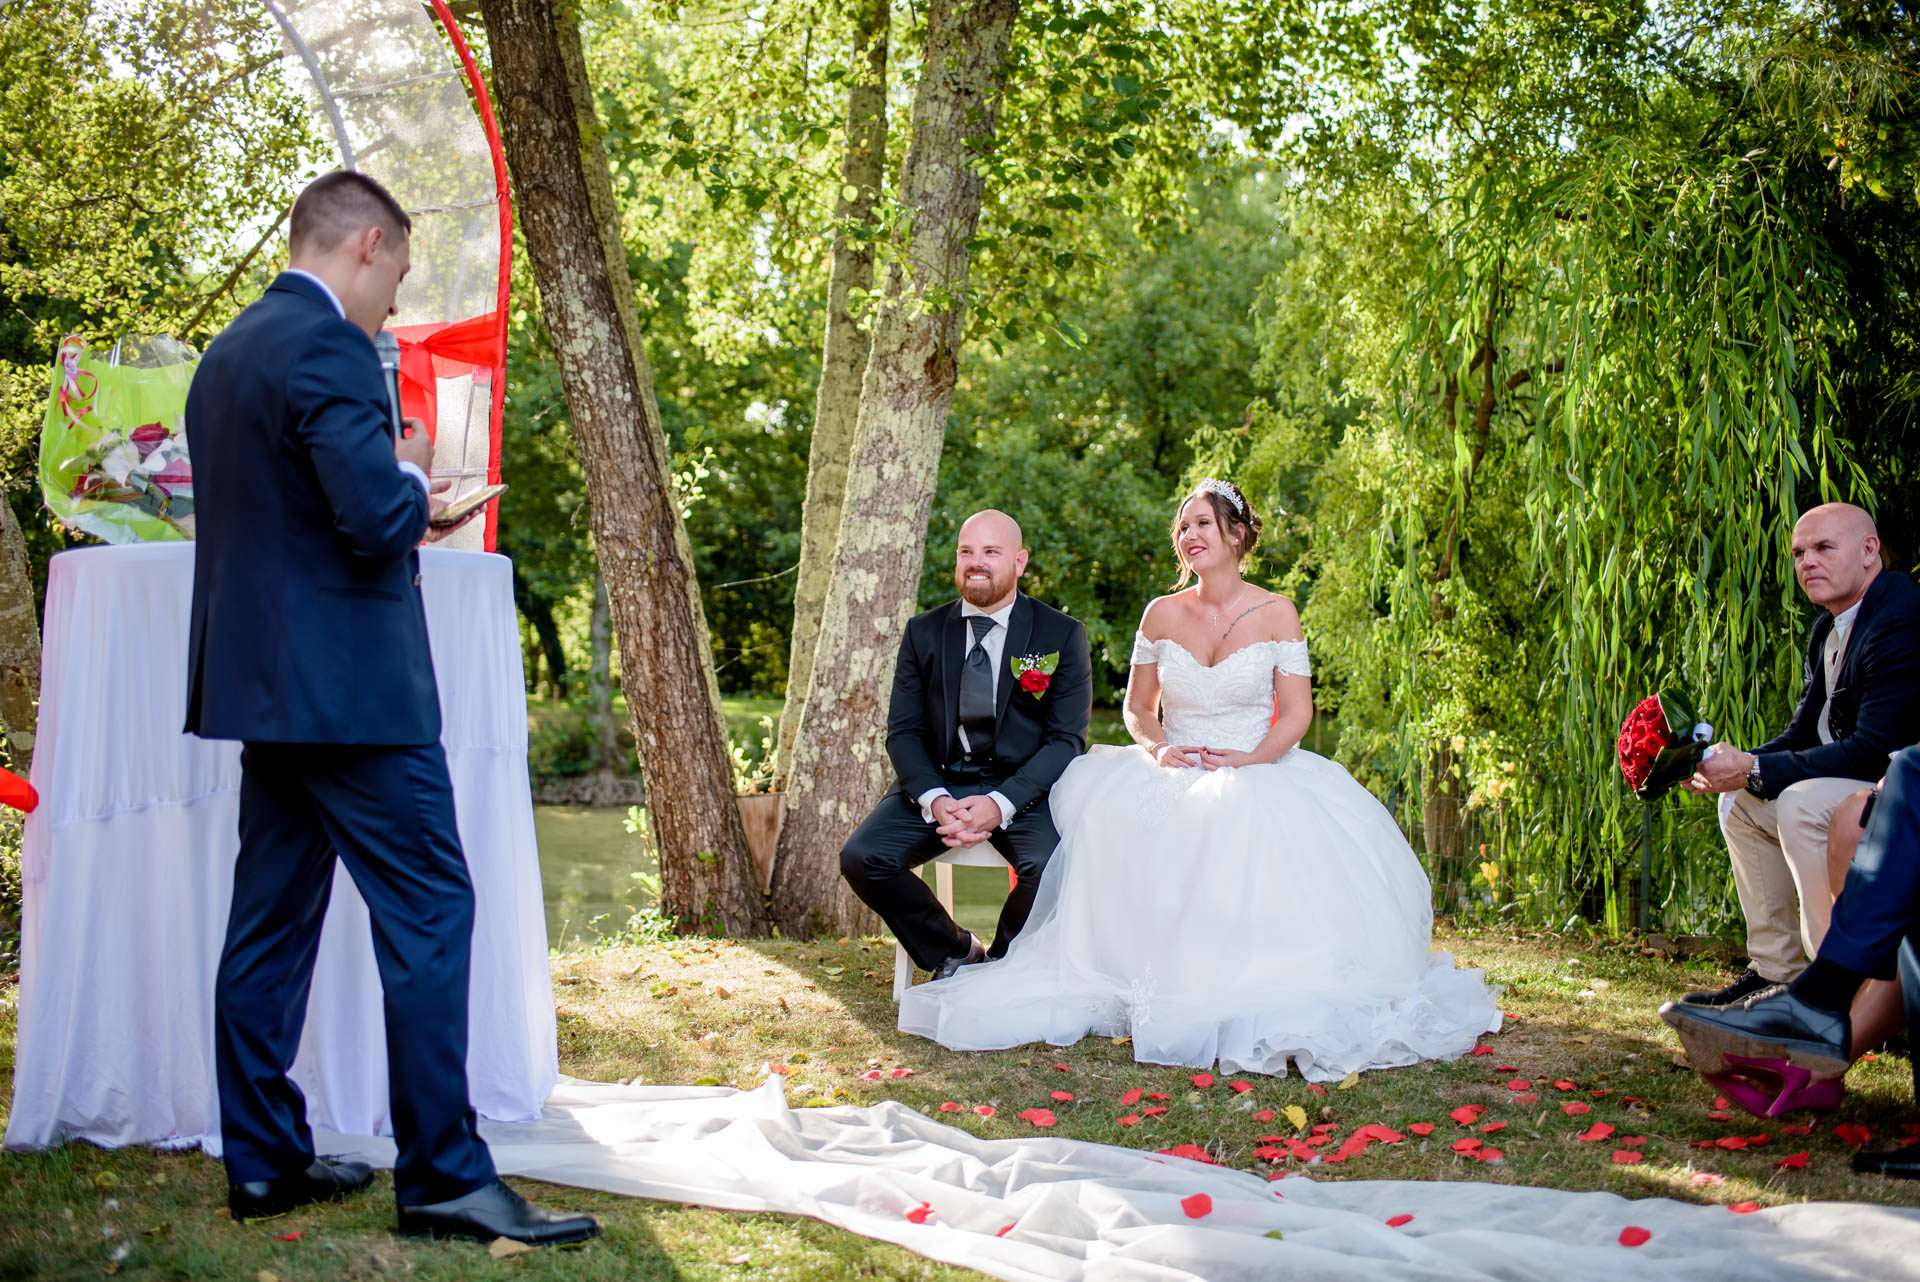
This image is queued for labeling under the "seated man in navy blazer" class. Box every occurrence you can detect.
[839,510,1092,979]
[186,171,593,1246]
[1682,503,1920,1005]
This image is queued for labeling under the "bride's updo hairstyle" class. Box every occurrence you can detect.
[1170,479,1261,587]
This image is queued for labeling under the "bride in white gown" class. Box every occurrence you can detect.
[899,480,1500,1079]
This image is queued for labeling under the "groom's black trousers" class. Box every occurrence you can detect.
[215,741,496,1205]
[840,780,1059,970]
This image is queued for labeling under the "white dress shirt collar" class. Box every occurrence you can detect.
[960,596,1017,628]
[284,268,346,319]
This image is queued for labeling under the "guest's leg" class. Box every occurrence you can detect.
[1778,777,1874,956]
[1722,790,1806,982]
[1850,980,1906,1056]
[840,789,963,971]
[304,742,496,1207]
[215,744,340,1185]
[986,804,1060,959]
[1827,789,1874,898]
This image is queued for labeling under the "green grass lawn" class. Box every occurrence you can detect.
[5,928,1919,1279]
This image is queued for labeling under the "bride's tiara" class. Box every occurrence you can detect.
[1195,478,1247,518]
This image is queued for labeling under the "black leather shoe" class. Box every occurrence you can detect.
[1659,988,1850,1079]
[229,1158,375,1221]
[1853,1142,1920,1180]
[1679,966,1774,1007]
[930,935,987,982]
[398,1177,599,1246]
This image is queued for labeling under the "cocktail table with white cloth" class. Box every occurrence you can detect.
[4,542,557,1153]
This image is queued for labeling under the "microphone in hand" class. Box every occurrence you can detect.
[373,330,404,442]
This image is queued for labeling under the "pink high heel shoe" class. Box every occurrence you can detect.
[1706,1054,1846,1119]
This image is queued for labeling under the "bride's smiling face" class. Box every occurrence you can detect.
[1174,496,1237,576]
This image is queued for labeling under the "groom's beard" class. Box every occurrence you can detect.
[956,566,1013,607]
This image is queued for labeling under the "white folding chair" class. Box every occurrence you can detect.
[891,842,1016,1000]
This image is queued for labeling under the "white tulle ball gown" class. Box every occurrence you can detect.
[898,632,1502,1079]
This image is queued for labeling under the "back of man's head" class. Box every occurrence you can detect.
[289,171,411,261]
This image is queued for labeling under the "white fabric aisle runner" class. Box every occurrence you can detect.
[316,1078,1920,1282]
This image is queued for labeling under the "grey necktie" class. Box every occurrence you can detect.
[959,614,996,759]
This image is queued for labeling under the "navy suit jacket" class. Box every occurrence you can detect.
[184,272,440,745]
[1753,568,1920,797]
[885,594,1092,816]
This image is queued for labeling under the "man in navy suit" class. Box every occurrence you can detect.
[186,171,594,1245]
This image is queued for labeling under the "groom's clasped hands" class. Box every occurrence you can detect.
[930,793,1001,847]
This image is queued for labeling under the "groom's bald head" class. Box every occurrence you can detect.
[955,510,1028,610]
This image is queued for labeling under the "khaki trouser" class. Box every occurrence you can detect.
[1720,777,1873,981]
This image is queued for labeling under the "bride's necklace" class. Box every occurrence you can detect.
[1201,584,1252,639]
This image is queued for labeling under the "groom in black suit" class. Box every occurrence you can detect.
[186,172,592,1245]
[841,510,1092,979]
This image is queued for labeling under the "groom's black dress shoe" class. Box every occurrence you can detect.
[229,1158,375,1221]
[1853,1142,1920,1180]
[1678,966,1774,1007]
[1659,988,1850,1078]
[931,936,987,983]
[398,1177,600,1246]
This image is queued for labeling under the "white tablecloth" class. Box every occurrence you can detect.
[4,543,558,1153]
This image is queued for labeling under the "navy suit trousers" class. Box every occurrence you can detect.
[1820,746,1920,980]
[214,741,495,1205]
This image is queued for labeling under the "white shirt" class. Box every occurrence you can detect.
[285,268,429,497]
[1817,599,1863,745]
[917,597,1018,831]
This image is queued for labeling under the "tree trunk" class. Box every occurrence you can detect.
[774,0,890,789]
[0,497,39,776]
[769,0,1023,938]
[587,567,620,777]
[511,565,568,698]
[480,0,763,935]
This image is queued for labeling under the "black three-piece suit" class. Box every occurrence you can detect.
[840,593,1092,971]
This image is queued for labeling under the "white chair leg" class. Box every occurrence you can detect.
[893,942,911,1001]
[935,859,955,916]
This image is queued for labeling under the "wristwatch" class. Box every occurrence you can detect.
[1745,756,1765,798]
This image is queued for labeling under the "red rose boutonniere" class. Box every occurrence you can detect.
[1011,651,1060,698]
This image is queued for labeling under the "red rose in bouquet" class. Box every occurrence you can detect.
[1617,692,1710,800]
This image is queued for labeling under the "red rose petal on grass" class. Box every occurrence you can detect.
[273,1231,302,1241]
[1776,1152,1809,1169]
[1475,1147,1505,1163]
[1714,1136,1748,1150]
[1252,1145,1287,1161]
[1147,1093,1170,1101]
[1312,1122,1340,1134]
[1230,1080,1255,1094]
[1256,1134,1285,1143]
[1120,1088,1144,1106]
[1578,1122,1616,1143]
[1745,1134,1771,1146]
[974,1105,997,1117]
[889,1067,915,1078]
[1835,1124,1872,1147]
[1513,1093,1539,1104]
[1018,1108,1057,1127]
[1506,1079,1532,1091]
[1471,1045,1494,1056]
[1356,1124,1405,1143]
[1479,1121,1507,1134]
[1553,1080,1577,1091]
[859,1069,883,1080]
[1689,1140,1716,1149]
[1053,1063,1071,1072]
[1117,1114,1141,1126]
[1611,1150,1643,1164]
[1619,1226,1652,1247]
[1283,1138,1317,1161]
[1191,1073,1216,1088]
[1451,1138,1483,1153]
[1051,1090,1074,1102]
[938,1101,963,1113]
[1182,1193,1213,1219]
[1691,1172,1725,1187]
[1619,1135,1647,1149]
[1621,1096,1645,1106]
[1449,1106,1483,1125]
[1305,1134,1334,1148]
[1563,1102,1591,1116]
[1144,1106,1169,1116]
[1409,1122,1436,1136]
[1253,1109,1276,1122]
[1496,1065,1518,1073]
[1589,1088,1614,1097]
[1714,1095,1730,1109]
[996,1224,1016,1237]
[1730,1202,1761,1214]
[1863,1052,1879,1062]
[1706,1111,1734,1121]
[1782,1123,1815,1136]
[1161,1144,1218,1165]
[1307,1083,1328,1097]
[905,1202,934,1224]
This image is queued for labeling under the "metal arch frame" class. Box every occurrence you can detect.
[262,0,356,170]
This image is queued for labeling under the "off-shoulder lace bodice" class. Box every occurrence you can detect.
[1131,632,1310,752]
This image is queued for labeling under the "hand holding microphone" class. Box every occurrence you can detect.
[375,328,433,473]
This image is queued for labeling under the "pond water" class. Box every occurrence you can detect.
[532,804,1006,950]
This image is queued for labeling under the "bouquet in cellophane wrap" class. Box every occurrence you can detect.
[40,335,197,543]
